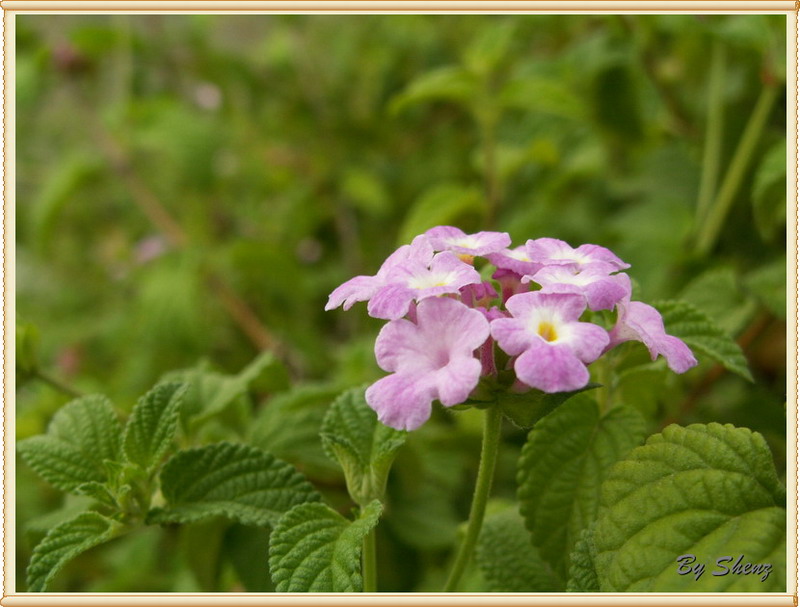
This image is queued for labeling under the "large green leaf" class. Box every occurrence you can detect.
[475,502,559,592]
[517,395,645,584]
[655,299,754,381]
[268,500,382,592]
[320,386,406,505]
[149,442,320,527]
[18,395,123,493]
[27,512,125,591]
[123,382,186,473]
[594,423,785,591]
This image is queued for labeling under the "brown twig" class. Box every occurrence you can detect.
[93,125,278,353]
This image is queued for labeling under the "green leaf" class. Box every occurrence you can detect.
[388,66,478,116]
[397,183,485,246]
[123,382,186,473]
[18,395,123,493]
[500,77,587,121]
[655,299,754,381]
[594,423,786,591]
[566,525,599,592]
[475,502,559,591]
[462,20,517,76]
[498,383,600,429]
[149,442,320,527]
[320,386,406,505]
[26,512,125,592]
[269,500,383,592]
[517,396,645,584]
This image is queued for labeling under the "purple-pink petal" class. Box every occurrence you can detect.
[514,341,590,393]
[325,275,383,311]
[608,301,697,373]
[526,238,630,271]
[366,374,434,431]
[366,297,490,430]
[425,226,511,256]
[487,246,543,276]
[528,266,631,311]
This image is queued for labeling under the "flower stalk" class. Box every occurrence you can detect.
[362,525,377,593]
[443,404,503,592]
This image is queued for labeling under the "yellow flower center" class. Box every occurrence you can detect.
[537,321,558,342]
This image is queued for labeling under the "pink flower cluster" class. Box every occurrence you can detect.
[326,226,697,431]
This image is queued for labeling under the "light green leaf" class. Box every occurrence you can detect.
[500,77,587,120]
[27,512,126,592]
[269,500,383,592]
[388,66,478,116]
[149,442,320,527]
[655,299,754,381]
[517,396,645,584]
[498,383,600,429]
[397,183,485,246]
[462,20,517,76]
[320,386,406,505]
[594,423,785,591]
[18,395,123,493]
[123,382,186,473]
[475,502,559,591]
[566,525,599,592]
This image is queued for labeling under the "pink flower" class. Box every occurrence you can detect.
[607,300,697,373]
[525,238,630,272]
[365,297,490,430]
[487,245,542,276]
[526,265,631,311]
[425,226,511,257]
[367,252,482,320]
[490,292,609,393]
[325,235,434,312]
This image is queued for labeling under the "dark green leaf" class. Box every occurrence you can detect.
[498,384,600,429]
[566,525,599,592]
[149,442,320,527]
[517,396,645,583]
[269,500,382,592]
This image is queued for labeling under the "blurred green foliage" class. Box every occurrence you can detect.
[16,13,787,592]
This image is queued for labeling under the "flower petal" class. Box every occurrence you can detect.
[366,374,435,431]
[514,341,590,393]
[435,356,483,406]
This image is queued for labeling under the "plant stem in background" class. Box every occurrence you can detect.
[694,83,780,256]
[695,41,727,230]
[443,404,503,592]
[34,370,83,399]
[362,525,377,593]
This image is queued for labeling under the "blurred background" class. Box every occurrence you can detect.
[15,14,787,591]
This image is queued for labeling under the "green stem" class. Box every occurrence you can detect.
[362,525,377,593]
[35,370,82,399]
[694,83,779,256]
[443,405,503,592]
[695,42,726,229]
